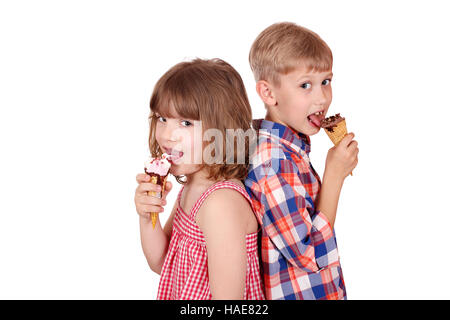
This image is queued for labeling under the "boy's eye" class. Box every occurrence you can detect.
[181,120,192,127]
[300,82,312,89]
[322,79,331,86]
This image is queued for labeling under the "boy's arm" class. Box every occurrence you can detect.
[317,133,358,227]
[316,170,344,229]
[248,158,339,272]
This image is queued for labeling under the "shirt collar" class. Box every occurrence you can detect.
[253,119,311,154]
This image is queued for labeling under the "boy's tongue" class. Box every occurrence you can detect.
[308,114,324,128]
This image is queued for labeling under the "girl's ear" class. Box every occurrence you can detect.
[255,80,277,107]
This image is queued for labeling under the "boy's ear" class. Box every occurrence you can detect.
[256,80,277,107]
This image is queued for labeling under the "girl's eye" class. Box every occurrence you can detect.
[301,82,312,89]
[322,79,331,86]
[157,115,166,123]
[181,120,192,127]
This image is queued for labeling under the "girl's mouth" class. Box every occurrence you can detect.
[166,149,184,163]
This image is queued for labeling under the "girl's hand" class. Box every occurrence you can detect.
[134,173,173,219]
[324,133,359,182]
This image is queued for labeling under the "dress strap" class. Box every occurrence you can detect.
[189,181,254,220]
[177,185,184,204]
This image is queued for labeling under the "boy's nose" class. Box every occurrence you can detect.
[313,87,328,106]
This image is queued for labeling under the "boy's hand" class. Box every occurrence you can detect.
[324,133,359,181]
[134,173,173,219]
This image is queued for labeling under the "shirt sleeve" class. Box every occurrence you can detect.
[250,156,340,272]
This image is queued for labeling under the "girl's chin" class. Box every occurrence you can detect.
[169,165,183,176]
[169,163,201,176]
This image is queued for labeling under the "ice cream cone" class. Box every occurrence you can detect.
[144,153,172,228]
[324,119,348,146]
[147,175,168,228]
[321,114,353,176]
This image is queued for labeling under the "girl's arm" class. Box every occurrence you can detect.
[196,189,251,300]
[135,173,175,274]
[139,204,176,274]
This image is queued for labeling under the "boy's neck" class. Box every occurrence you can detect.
[264,112,309,137]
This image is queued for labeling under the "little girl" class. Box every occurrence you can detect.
[134,58,265,300]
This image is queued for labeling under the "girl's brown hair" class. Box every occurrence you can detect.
[148,58,253,184]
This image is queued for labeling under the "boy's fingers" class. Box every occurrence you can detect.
[348,140,358,151]
[338,133,355,148]
[349,139,358,147]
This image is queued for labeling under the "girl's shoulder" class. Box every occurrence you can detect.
[194,179,256,232]
[202,179,249,208]
[224,179,245,189]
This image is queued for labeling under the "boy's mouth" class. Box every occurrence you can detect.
[307,111,325,128]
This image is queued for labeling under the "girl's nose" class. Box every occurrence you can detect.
[160,121,181,143]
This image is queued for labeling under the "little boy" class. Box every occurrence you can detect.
[245,22,358,300]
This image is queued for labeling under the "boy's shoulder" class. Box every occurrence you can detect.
[252,122,310,161]
[252,130,287,163]
[248,131,302,181]
[247,119,313,181]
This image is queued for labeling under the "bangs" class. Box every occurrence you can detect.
[150,66,201,121]
[281,43,333,75]
[150,89,200,121]
[300,54,333,73]
[278,56,332,78]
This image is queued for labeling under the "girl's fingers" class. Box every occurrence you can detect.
[141,205,164,213]
[138,205,164,218]
[162,181,172,198]
[136,182,162,194]
[136,173,150,183]
[138,194,166,206]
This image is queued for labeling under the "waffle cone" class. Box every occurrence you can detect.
[324,119,348,146]
[323,119,353,176]
[147,175,168,229]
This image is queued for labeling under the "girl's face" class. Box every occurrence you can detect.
[154,109,204,177]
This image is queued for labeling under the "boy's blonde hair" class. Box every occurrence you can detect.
[249,22,333,86]
[149,58,253,184]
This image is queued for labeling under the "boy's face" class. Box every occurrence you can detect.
[267,66,333,136]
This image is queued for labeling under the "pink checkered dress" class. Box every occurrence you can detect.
[157,181,265,300]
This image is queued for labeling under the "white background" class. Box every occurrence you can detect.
[1,0,449,299]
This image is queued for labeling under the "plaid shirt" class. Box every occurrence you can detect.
[244,119,346,300]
